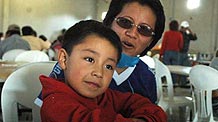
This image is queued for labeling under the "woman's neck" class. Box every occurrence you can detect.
[115,67,128,74]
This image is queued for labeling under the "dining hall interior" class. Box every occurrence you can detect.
[0,0,218,121]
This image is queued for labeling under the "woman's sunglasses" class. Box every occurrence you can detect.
[114,17,155,37]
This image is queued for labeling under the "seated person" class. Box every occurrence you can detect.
[210,51,218,70]
[22,26,51,51]
[210,50,218,120]
[0,25,30,59]
[0,32,3,40]
[40,20,167,122]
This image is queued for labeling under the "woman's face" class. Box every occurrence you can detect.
[111,2,156,57]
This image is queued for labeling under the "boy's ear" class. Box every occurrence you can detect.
[58,48,68,70]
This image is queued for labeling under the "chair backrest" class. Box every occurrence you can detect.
[140,55,155,69]
[15,50,49,62]
[213,48,218,58]
[153,58,174,109]
[210,48,218,70]
[189,65,218,122]
[210,57,218,70]
[1,61,56,122]
[47,48,57,60]
[2,49,27,61]
[152,54,160,59]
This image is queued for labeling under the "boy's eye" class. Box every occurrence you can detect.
[105,65,113,70]
[85,57,94,63]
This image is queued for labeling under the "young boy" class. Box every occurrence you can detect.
[40,20,167,122]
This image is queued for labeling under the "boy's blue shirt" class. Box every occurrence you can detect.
[49,62,65,81]
[35,62,64,107]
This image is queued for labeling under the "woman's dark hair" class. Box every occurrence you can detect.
[169,20,179,31]
[103,0,165,56]
[62,20,122,62]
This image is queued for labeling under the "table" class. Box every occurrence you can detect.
[0,61,27,82]
[167,65,192,88]
[167,65,192,76]
[197,60,211,66]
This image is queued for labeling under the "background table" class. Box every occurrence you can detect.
[0,61,27,83]
[167,65,192,76]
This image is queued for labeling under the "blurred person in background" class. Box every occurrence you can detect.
[0,32,4,41]
[39,35,48,41]
[48,29,65,60]
[22,25,51,51]
[0,24,30,59]
[179,21,197,86]
[51,28,65,52]
[210,50,218,120]
[179,21,197,66]
[160,20,183,84]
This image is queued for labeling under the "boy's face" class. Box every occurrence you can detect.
[58,35,118,98]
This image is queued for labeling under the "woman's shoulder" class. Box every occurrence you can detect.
[134,60,155,76]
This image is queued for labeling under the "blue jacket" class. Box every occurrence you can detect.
[110,60,157,103]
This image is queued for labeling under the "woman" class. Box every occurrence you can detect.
[160,20,183,84]
[160,20,183,66]
[103,0,165,103]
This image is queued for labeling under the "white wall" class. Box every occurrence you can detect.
[0,0,97,41]
[96,0,110,21]
[161,0,218,54]
[96,0,218,54]
[1,0,218,54]
[0,0,4,31]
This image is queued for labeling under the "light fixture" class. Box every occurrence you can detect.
[187,0,200,10]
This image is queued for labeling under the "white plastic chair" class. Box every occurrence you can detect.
[189,65,218,122]
[2,49,27,61]
[140,55,155,69]
[152,54,160,59]
[154,58,193,119]
[47,48,57,60]
[1,61,56,122]
[15,50,49,62]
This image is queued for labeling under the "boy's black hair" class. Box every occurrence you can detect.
[62,20,122,62]
[103,0,165,56]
